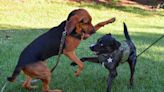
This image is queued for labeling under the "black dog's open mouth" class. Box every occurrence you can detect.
[90,44,101,55]
[92,51,99,55]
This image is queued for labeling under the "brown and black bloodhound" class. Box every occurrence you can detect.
[7,9,115,92]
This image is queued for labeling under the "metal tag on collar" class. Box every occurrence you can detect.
[63,31,67,36]
[107,57,113,63]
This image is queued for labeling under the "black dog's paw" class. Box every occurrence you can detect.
[70,62,77,66]
[80,58,86,61]
[127,83,134,89]
[70,58,86,66]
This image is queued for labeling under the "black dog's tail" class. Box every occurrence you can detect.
[7,65,22,82]
[123,22,132,41]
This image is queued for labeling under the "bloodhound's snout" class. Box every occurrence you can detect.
[91,27,96,34]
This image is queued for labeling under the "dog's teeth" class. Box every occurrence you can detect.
[101,62,105,67]
[90,44,95,47]
[93,51,97,54]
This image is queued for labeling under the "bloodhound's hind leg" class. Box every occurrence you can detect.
[28,60,48,84]
[21,60,48,85]
[41,77,62,92]
[22,62,62,92]
[22,75,38,90]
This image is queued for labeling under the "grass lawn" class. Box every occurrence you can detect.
[0,0,164,92]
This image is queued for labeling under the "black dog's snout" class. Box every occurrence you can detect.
[90,44,95,51]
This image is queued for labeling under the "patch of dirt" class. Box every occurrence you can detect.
[68,0,112,4]
[68,0,164,10]
[117,0,163,10]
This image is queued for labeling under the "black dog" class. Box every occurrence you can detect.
[71,23,137,92]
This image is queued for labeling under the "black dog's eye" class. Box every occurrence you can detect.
[97,39,100,42]
[100,43,103,46]
[97,38,102,43]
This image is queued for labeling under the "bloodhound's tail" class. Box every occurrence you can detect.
[7,65,22,82]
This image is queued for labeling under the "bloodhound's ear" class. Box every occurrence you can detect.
[65,15,83,35]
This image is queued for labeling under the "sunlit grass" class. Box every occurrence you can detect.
[0,0,164,92]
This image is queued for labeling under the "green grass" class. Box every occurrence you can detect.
[0,0,164,92]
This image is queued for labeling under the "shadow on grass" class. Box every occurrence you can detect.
[132,24,164,29]
[0,23,163,52]
[0,24,163,91]
[0,24,48,40]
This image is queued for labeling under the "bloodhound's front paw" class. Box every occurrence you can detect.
[74,66,83,77]
[110,17,116,23]
[75,70,81,77]
[48,89,63,92]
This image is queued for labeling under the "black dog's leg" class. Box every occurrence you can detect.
[71,57,99,66]
[107,69,117,92]
[128,54,137,86]
[80,57,99,63]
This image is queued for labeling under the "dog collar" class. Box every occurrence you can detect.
[98,41,131,67]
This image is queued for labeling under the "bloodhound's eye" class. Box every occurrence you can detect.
[82,30,86,33]
[80,19,85,23]
[80,19,89,24]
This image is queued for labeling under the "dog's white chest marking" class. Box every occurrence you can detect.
[107,57,113,63]
[101,57,113,67]
[102,62,105,67]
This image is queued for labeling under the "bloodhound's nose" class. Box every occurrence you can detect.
[91,27,96,34]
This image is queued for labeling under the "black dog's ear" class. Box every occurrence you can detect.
[106,33,111,36]
[112,40,121,50]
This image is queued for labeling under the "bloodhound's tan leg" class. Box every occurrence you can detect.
[22,62,62,92]
[22,75,38,90]
[64,36,84,77]
[94,17,116,31]
[63,50,84,77]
